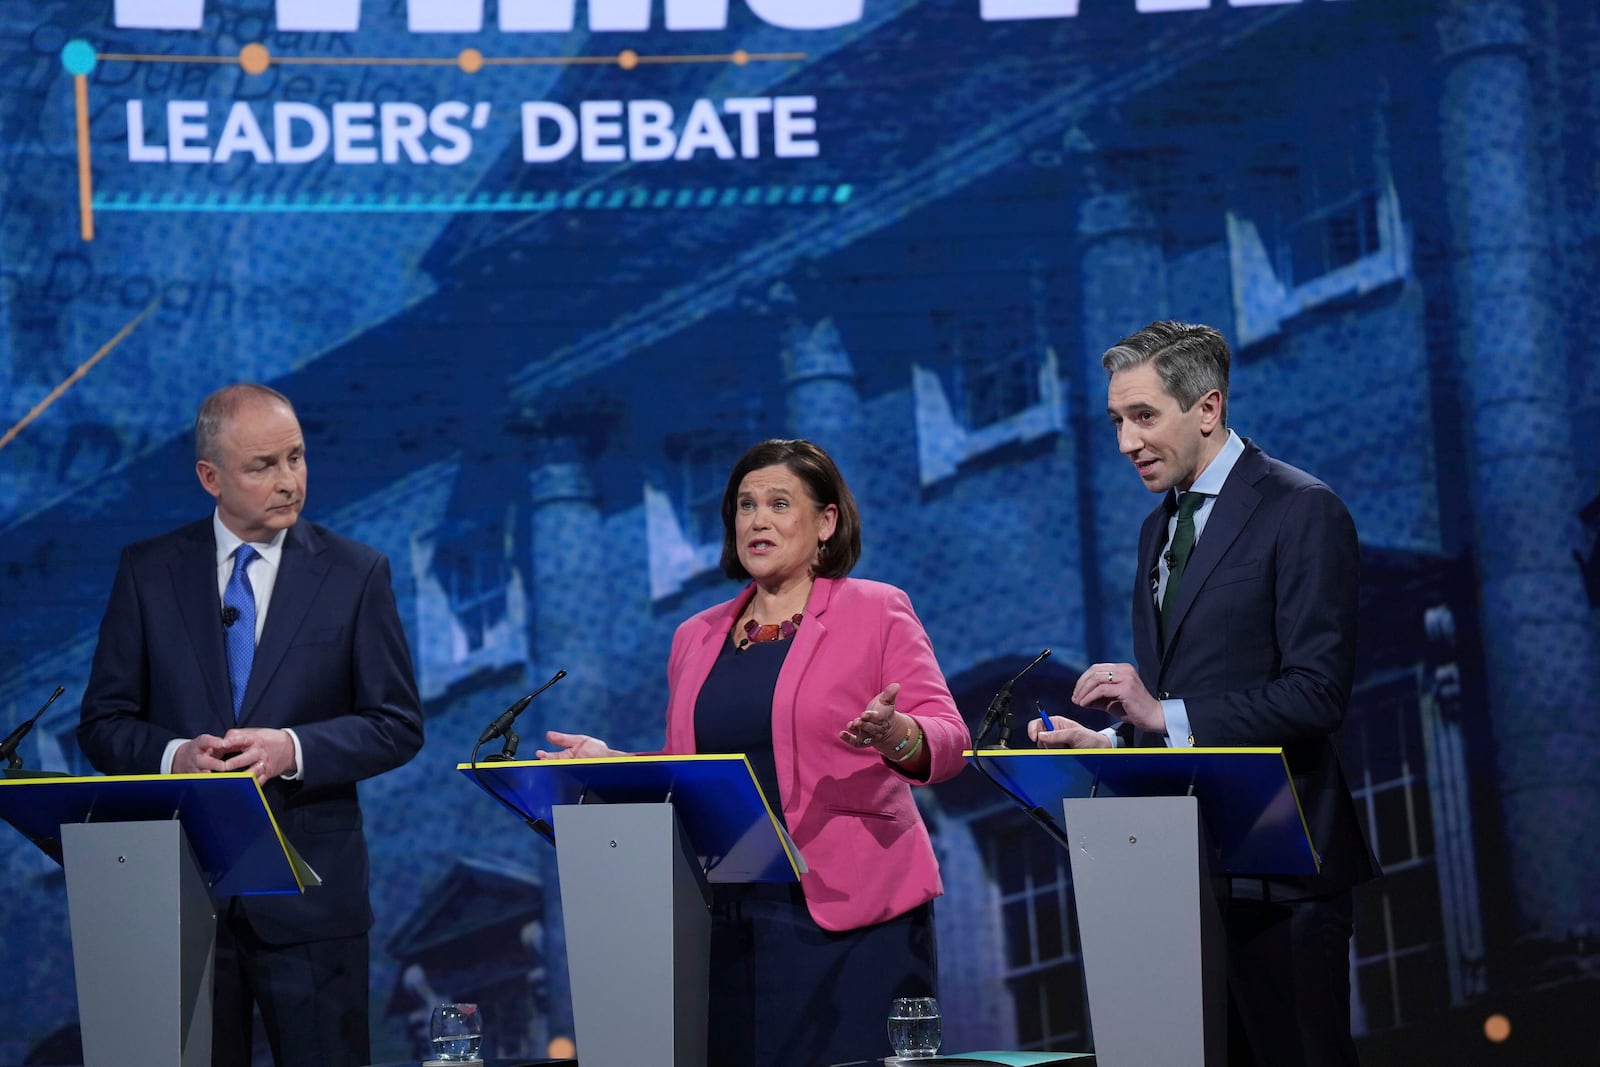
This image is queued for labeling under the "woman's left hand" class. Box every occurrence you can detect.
[839,682,902,749]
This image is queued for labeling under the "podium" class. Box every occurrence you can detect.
[458,755,800,1067]
[969,748,1319,1067]
[0,773,314,1067]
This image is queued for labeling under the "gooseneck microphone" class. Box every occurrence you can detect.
[469,669,570,843]
[974,648,1052,749]
[476,669,568,746]
[966,653,1073,852]
[0,685,66,769]
[221,606,240,628]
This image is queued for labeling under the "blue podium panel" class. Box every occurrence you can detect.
[968,748,1319,876]
[0,773,308,896]
[458,755,801,883]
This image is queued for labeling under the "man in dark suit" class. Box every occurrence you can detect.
[78,383,425,1067]
[1031,321,1378,1065]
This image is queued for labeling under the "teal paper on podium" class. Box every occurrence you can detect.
[0,772,314,895]
[968,747,1318,875]
[456,754,802,883]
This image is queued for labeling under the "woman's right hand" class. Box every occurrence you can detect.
[535,730,624,759]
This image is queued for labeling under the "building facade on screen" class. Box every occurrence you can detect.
[1,0,1597,1062]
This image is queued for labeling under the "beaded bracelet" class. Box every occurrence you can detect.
[885,723,924,763]
[889,721,916,755]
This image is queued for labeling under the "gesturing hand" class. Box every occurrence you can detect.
[535,731,624,760]
[840,683,901,749]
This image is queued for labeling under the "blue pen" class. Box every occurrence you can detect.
[1034,701,1053,734]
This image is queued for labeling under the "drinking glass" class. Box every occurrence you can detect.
[887,996,941,1059]
[429,1002,483,1063]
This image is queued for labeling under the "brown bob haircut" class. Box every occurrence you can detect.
[719,439,863,581]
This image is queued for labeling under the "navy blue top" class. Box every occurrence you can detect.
[692,626,937,1067]
[693,632,794,825]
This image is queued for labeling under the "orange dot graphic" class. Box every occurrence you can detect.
[1483,1013,1511,1043]
[458,48,483,74]
[547,1036,576,1058]
[732,49,750,66]
[617,49,639,70]
[238,43,270,75]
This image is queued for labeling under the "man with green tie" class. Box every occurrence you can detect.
[1031,320,1378,1066]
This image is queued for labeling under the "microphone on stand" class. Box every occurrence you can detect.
[0,686,66,770]
[974,649,1051,749]
[478,695,533,747]
[221,606,240,629]
[476,669,568,748]
[469,669,570,842]
[965,654,1074,852]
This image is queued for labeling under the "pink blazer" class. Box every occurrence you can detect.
[662,576,970,932]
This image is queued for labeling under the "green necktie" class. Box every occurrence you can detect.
[1160,492,1206,638]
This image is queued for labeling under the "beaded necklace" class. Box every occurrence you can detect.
[737,612,803,651]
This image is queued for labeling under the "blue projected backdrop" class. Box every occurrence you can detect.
[2,0,1598,1063]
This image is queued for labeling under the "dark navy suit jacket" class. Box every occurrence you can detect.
[1127,439,1378,893]
[78,518,425,944]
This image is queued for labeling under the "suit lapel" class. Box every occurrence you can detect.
[772,577,831,726]
[1161,443,1266,662]
[1134,504,1167,669]
[771,576,833,806]
[238,523,330,723]
[169,523,233,731]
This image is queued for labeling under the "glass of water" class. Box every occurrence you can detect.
[429,1002,483,1063]
[888,996,941,1059]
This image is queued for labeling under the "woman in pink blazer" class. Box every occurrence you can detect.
[542,438,969,1065]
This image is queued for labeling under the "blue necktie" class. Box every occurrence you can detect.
[224,546,258,719]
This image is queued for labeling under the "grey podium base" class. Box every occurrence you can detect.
[554,802,711,1067]
[1063,796,1225,1067]
[61,820,216,1067]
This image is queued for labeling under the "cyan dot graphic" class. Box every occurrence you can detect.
[61,39,97,76]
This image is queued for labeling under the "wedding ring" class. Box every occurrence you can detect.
[1106,671,1115,682]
